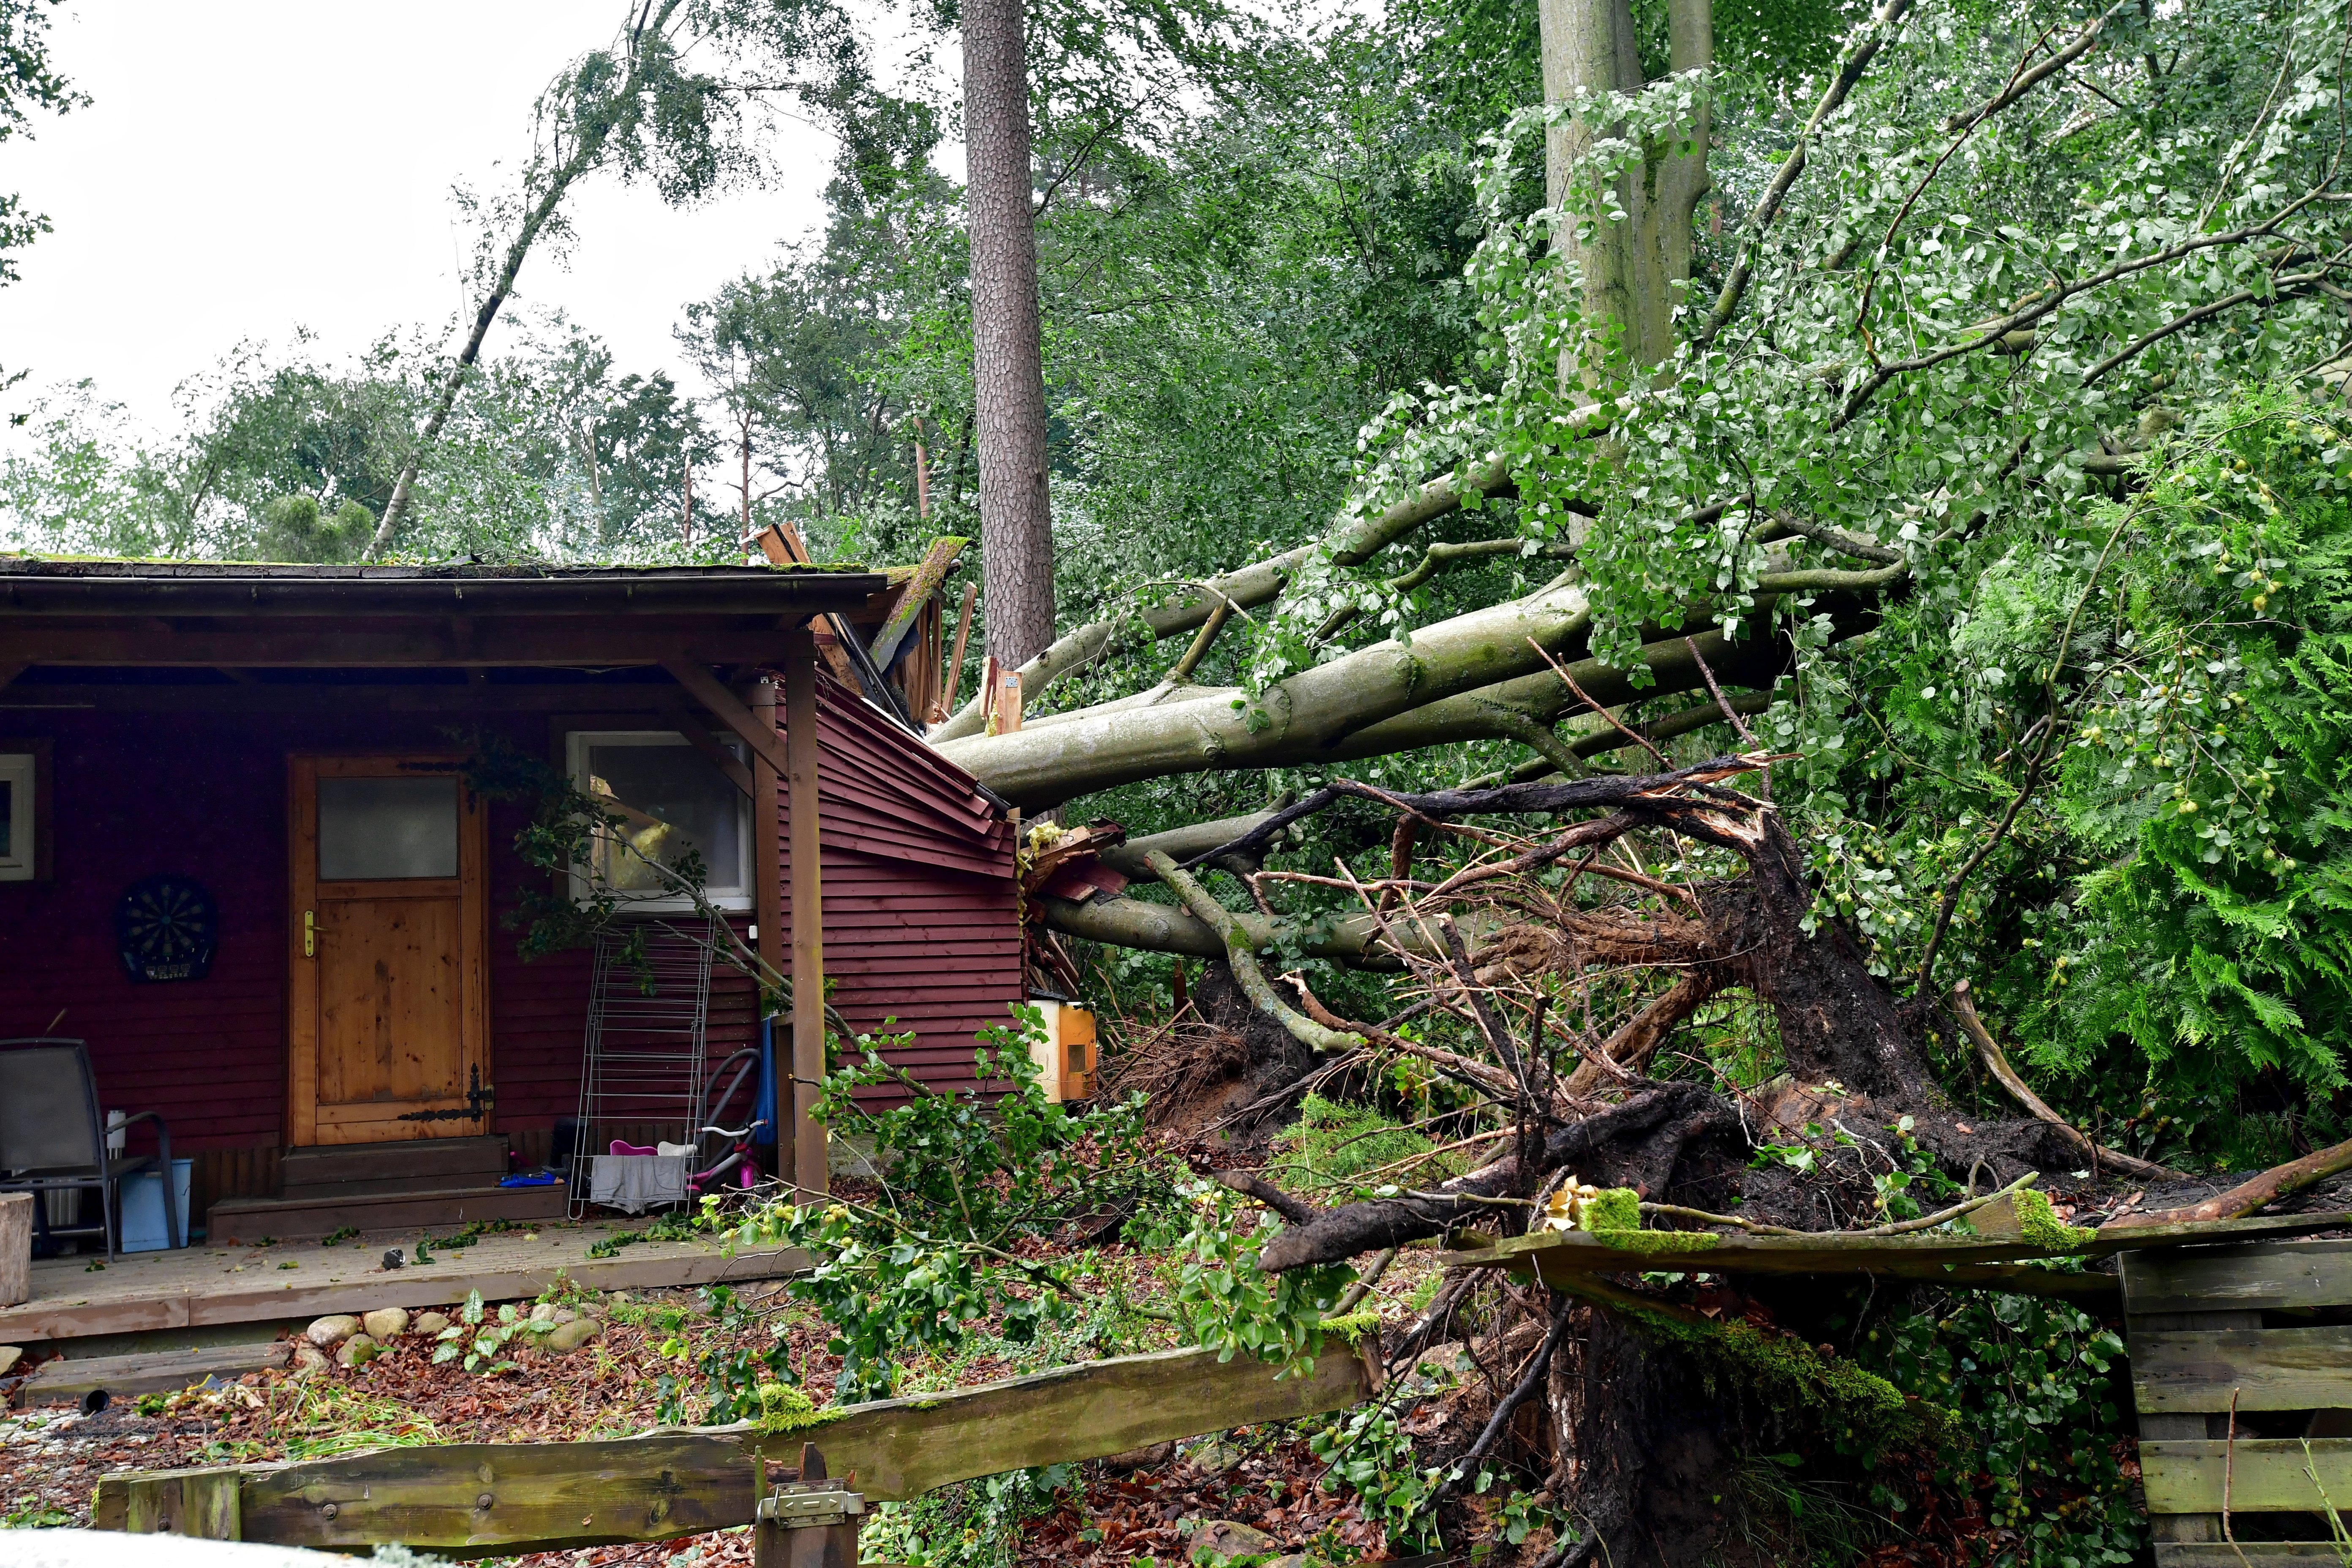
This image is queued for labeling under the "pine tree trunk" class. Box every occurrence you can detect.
[962,0,1057,668]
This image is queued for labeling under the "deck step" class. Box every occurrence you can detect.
[279,1136,509,1199]
[16,1340,289,1405]
[207,1183,568,1242]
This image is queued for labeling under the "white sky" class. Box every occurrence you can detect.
[0,1,902,448]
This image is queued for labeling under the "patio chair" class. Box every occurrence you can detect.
[0,1037,177,1263]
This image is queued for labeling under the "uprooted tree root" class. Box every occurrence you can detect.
[1147,756,2105,1565]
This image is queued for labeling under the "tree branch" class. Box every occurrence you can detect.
[1144,850,1367,1052]
[1949,980,2183,1180]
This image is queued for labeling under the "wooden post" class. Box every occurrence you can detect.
[784,626,828,1200]
[749,679,785,1174]
[0,1192,30,1308]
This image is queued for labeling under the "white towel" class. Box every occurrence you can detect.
[588,1153,690,1214]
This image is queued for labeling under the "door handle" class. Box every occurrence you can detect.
[303,910,315,958]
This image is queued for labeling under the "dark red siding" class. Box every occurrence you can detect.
[0,678,1019,1166]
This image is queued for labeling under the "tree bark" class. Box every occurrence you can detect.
[963,0,1056,669]
[1541,0,1711,370]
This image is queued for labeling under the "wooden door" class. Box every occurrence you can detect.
[288,755,490,1146]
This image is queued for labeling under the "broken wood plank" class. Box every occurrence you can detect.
[2133,1325,2352,1414]
[867,537,967,674]
[2123,1239,2352,1315]
[2140,1439,2352,1514]
[119,1467,241,1541]
[2154,1546,2352,1568]
[1445,1210,2352,1287]
[92,1339,1382,1554]
[17,1340,288,1405]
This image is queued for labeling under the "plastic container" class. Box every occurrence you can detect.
[118,1157,191,1252]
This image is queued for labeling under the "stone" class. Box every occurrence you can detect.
[290,1344,331,1377]
[0,1345,21,1378]
[335,1333,379,1368]
[1265,1556,1331,1568]
[550,1307,579,1326]
[414,1311,452,1337]
[1184,1437,1248,1475]
[362,1308,410,1341]
[528,1302,558,1326]
[305,1314,360,1348]
[1189,1521,1281,1563]
[543,1318,601,1355]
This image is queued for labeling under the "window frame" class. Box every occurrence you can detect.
[0,740,52,884]
[564,729,753,913]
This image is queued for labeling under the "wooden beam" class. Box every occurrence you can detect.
[2143,1438,2352,1513]
[750,678,786,1162]
[660,659,793,780]
[784,627,826,1200]
[656,697,760,799]
[1449,1209,2352,1289]
[0,683,707,715]
[91,1339,1381,1553]
[1,617,818,668]
[2133,1324,2352,1413]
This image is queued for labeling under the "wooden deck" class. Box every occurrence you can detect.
[0,1219,806,1346]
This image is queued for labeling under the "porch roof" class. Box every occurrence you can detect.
[0,555,892,670]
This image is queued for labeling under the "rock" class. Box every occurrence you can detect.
[550,1307,579,1326]
[528,1302,558,1326]
[1104,1440,1175,1470]
[290,1344,331,1377]
[362,1307,410,1341]
[335,1333,379,1368]
[1189,1521,1281,1563]
[414,1311,452,1337]
[305,1314,360,1348]
[0,1345,21,1378]
[1184,1437,1249,1475]
[1266,1556,1331,1568]
[543,1318,601,1355]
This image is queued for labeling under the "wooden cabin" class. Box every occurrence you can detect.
[0,554,1020,1241]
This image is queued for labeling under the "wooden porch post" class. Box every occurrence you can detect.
[783,626,829,1200]
[748,679,786,1176]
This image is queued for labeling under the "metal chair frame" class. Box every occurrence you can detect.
[0,1037,178,1263]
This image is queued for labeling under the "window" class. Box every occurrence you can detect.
[318,776,460,880]
[0,747,43,883]
[566,731,752,911]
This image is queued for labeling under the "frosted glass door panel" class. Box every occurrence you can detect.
[318,776,460,880]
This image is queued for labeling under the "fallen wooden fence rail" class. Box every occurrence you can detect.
[91,1338,1382,1556]
[1441,1209,2352,1300]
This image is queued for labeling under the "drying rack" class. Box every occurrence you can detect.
[569,914,721,1218]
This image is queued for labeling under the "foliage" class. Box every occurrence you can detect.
[431,1288,552,1375]
[1267,1092,1470,1195]
[0,0,85,291]
[1855,1292,2142,1568]
[860,1464,1077,1568]
[1157,1180,1356,1373]
[649,1284,796,1425]
[725,1010,1175,1399]
[1312,1397,1450,1552]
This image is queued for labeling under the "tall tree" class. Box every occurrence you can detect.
[963,0,1058,668]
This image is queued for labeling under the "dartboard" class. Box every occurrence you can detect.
[116,874,218,984]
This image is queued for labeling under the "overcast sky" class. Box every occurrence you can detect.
[0,2,877,448]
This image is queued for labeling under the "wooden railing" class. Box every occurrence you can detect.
[91,1339,1382,1557]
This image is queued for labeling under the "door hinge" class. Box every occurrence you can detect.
[397,1064,496,1123]
[302,910,315,958]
